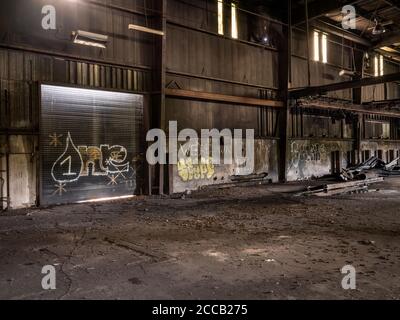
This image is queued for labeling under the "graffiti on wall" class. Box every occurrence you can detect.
[291,142,328,162]
[287,141,350,181]
[50,132,135,196]
[177,157,215,182]
[288,142,330,180]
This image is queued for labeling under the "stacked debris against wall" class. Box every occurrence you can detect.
[340,157,400,181]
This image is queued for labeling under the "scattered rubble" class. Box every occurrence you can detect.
[340,157,400,181]
[300,157,400,197]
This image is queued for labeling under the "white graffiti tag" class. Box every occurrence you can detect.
[51,132,132,194]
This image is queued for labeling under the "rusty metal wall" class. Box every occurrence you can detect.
[0,0,156,69]
[165,0,280,132]
[0,0,154,208]
[291,29,353,100]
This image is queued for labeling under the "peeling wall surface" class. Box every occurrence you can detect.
[1,135,37,209]
[171,139,279,194]
[287,140,353,181]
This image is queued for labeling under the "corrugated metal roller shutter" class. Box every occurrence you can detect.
[40,84,143,205]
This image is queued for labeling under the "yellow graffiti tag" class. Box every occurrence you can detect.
[178,157,215,182]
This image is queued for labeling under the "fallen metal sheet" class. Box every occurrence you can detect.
[385,158,400,170]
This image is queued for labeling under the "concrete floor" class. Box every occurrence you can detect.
[1,178,400,300]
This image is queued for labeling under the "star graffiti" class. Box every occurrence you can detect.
[107,175,118,186]
[52,183,67,196]
[49,133,63,147]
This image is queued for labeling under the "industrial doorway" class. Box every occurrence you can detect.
[40,84,143,206]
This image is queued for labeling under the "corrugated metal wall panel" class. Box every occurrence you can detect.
[40,84,143,205]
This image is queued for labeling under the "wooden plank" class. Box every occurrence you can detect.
[165,88,284,108]
[325,178,384,191]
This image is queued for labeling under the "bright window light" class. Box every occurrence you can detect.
[218,0,224,35]
[380,55,384,76]
[322,34,328,64]
[77,195,135,204]
[374,56,379,77]
[231,2,238,39]
[313,31,320,62]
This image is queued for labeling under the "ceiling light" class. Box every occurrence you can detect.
[372,19,386,35]
[339,70,358,77]
[72,30,108,48]
[128,24,164,36]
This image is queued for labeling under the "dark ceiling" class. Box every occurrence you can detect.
[291,0,400,61]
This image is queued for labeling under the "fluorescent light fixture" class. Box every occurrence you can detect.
[380,55,384,76]
[380,46,397,53]
[231,2,238,39]
[339,70,357,77]
[128,24,164,36]
[72,30,108,48]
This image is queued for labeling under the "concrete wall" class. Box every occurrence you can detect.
[171,139,279,194]
[287,139,354,181]
[0,135,38,209]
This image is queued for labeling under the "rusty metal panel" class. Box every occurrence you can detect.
[40,84,143,205]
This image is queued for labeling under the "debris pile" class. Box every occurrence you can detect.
[340,157,400,181]
[383,158,400,176]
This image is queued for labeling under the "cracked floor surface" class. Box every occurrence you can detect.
[1,178,400,300]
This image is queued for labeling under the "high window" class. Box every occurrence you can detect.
[374,55,384,77]
[218,1,239,39]
[218,0,224,35]
[313,30,328,63]
[231,3,238,39]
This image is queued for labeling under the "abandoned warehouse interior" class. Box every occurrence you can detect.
[1,0,400,209]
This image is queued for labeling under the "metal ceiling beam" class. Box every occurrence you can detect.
[353,3,395,22]
[376,48,400,62]
[289,72,400,98]
[293,0,361,26]
[373,31,400,49]
[298,99,400,117]
[312,19,371,46]
[382,0,400,13]
[165,88,284,108]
